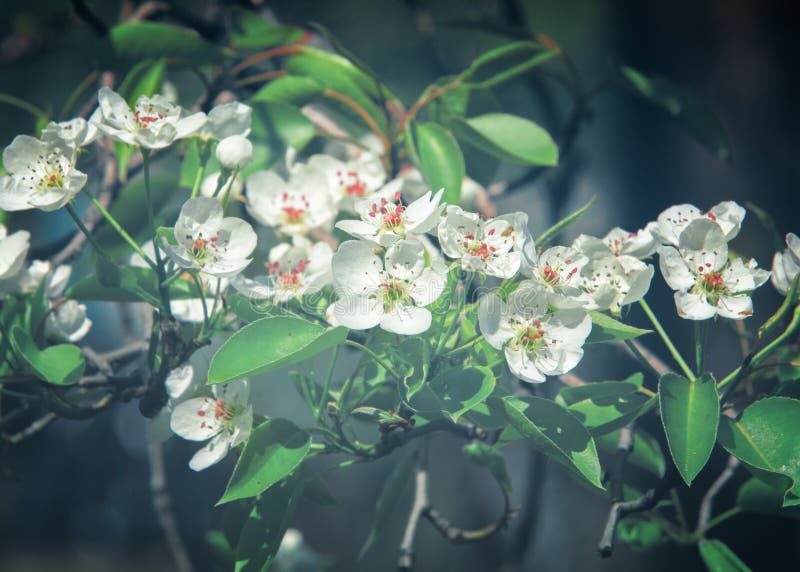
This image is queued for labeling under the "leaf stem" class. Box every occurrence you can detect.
[638,299,695,380]
[0,93,49,121]
[344,339,401,380]
[64,203,110,259]
[141,150,172,318]
[188,272,209,339]
[317,345,340,420]
[189,142,209,199]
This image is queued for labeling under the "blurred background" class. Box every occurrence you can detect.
[1,0,798,570]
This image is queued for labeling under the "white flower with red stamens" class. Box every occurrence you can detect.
[478,282,592,383]
[330,239,446,335]
[306,153,386,212]
[233,236,333,303]
[165,197,257,278]
[245,167,335,236]
[0,133,87,212]
[0,225,30,280]
[522,244,587,307]
[772,233,800,295]
[201,101,252,140]
[575,252,654,314]
[652,201,745,247]
[336,186,444,246]
[41,118,98,148]
[170,379,253,471]
[438,206,528,278]
[90,87,206,149]
[658,219,769,320]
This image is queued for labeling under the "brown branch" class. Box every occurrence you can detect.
[233,70,287,88]
[397,454,428,571]
[2,412,56,443]
[695,456,740,536]
[617,339,672,376]
[230,45,301,76]
[597,482,669,558]
[149,442,194,572]
[610,424,635,504]
[397,78,462,133]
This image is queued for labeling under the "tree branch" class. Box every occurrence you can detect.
[696,456,740,536]
[397,452,429,571]
[149,442,193,572]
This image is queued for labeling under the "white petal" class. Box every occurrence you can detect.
[3,135,47,173]
[657,246,694,291]
[478,293,514,349]
[410,263,447,306]
[170,397,223,440]
[332,296,383,330]
[717,295,753,320]
[166,364,196,400]
[674,292,716,320]
[332,240,383,295]
[385,239,425,281]
[189,432,232,471]
[504,348,546,383]
[708,201,745,241]
[0,229,30,279]
[380,305,431,335]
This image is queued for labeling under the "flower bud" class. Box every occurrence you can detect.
[215,135,252,170]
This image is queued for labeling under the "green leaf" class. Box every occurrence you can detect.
[101,22,229,67]
[208,316,348,384]
[219,419,311,505]
[620,65,730,161]
[503,395,604,489]
[412,122,465,205]
[93,173,181,258]
[359,451,415,559]
[230,7,304,50]
[408,365,495,422]
[117,58,166,106]
[586,311,651,344]
[450,113,557,166]
[718,397,800,505]
[698,539,751,572]
[596,428,666,478]
[736,478,800,518]
[617,520,666,552]
[534,196,597,248]
[556,374,652,436]
[463,441,511,495]
[247,102,316,175]
[461,41,559,89]
[234,476,303,572]
[396,337,430,400]
[10,326,85,385]
[67,266,194,304]
[658,372,720,486]
[250,76,322,106]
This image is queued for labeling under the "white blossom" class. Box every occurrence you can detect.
[652,201,745,247]
[438,206,528,278]
[772,233,800,295]
[330,239,446,335]
[170,379,253,471]
[45,300,92,342]
[164,197,256,277]
[478,282,591,383]
[90,87,206,149]
[215,135,253,170]
[41,118,98,148]
[577,253,654,313]
[336,187,444,246]
[233,236,333,303]
[0,134,87,211]
[658,219,769,320]
[245,167,335,236]
[522,243,587,307]
[305,152,386,212]
[201,102,251,140]
[0,225,30,280]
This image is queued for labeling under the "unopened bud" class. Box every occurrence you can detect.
[216,135,252,169]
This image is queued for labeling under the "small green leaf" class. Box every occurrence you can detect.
[718,397,800,505]
[736,478,800,518]
[408,365,495,422]
[586,311,651,344]
[250,76,322,106]
[450,113,557,166]
[698,539,751,572]
[234,476,303,572]
[412,122,465,205]
[208,317,348,384]
[461,41,559,89]
[102,22,230,67]
[117,58,166,106]
[534,196,597,248]
[617,520,666,552]
[463,441,512,495]
[620,65,730,161]
[596,428,666,478]
[503,395,604,489]
[10,326,85,385]
[246,102,316,175]
[219,419,311,505]
[396,337,430,400]
[658,372,720,486]
[230,7,304,50]
[556,374,652,436]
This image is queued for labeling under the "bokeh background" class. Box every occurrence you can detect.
[0,0,798,570]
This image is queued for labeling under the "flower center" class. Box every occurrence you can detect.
[188,232,220,264]
[368,192,405,232]
[133,104,166,130]
[278,192,309,226]
[20,153,70,193]
[510,318,546,353]
[376,279,409,311]
[462,232,496,260]
[337,170,367,197]
[692,266,728,304]
[267,258,311,292]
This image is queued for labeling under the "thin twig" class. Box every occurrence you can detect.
[2,412,56,443]
[610,424,635,503]
[617,339,672,376]
[696,456,740,536]
[149,442,193,572]
[398,451,428,571]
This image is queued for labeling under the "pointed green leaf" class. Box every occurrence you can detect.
[503,395,604,489]
[408,365,495,422]
[102,22,230,67]
[718,397,800,506]
[557,374,652,435]
[736,478,800,518]
[450,113,557,166]
[208,317,348,384]
[230,7,303,50]
[658,372,719,485]
[10,326,85,385]
[117,58,166,105]
[359,451,415,559]
[586,311,651,344]
[250,76,322,106]
[219,419,310,505]
[698,539,751,572]
[412,122,465,205]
